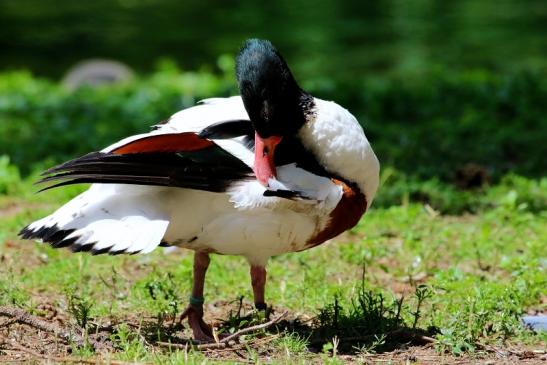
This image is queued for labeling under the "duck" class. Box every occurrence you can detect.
[19,39,380,341]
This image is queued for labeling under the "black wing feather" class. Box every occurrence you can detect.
[38,147,254,193]
[37,118,331,200]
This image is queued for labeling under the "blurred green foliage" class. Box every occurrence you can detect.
[375,168,547,214]
[0,156,22,195]
[1,1,545,182]
[1,62,545,181]
[358,69,547,179]
[1,0,545,80]
[0,60,235,173]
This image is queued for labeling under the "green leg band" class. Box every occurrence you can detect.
[189,295,204,306]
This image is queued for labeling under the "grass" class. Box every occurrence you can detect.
[0,166,545,363]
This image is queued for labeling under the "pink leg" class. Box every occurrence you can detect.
[250,265,267,310]
[180,252,213,341]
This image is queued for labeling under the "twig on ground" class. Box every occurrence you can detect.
[157,310,288,350]
[0,305,98,349]
[474,342,520,358]
[219,310,288,344]
[0,318,19,328]
[2,338,142,365]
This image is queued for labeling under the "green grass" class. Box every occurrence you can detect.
[0,163,545,363]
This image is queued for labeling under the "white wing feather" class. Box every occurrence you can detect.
[26,184,169,254]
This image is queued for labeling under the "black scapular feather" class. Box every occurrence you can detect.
[198,119,253,139]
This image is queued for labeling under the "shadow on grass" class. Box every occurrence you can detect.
[190,279,436,355]
[274,283,438,355]
[122,272,438,355]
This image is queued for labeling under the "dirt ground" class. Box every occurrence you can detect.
[1,299,545,364]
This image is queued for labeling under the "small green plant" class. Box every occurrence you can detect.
[66,289,94,330]
[151,348,207,365]
[0,275,29,307]
[275,332,309,356]
[411,284,433,329]
[312,268,427,352]
[354,334,387,355]
[70,341,95,359]
[144,271,181,324]
[434,281,534,355]
[110,323,148,361]
[320,337,343,364]
[220,296,267,336]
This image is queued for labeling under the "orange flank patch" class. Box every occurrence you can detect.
[112,133,214,154]
[305,179,367,248]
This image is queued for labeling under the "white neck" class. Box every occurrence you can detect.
[297,98,380,208]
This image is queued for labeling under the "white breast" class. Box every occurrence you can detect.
[298,98,380,207]
[161,186,333,266]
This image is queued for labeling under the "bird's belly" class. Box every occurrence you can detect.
[162,189,324,266]
[198,209,317,264]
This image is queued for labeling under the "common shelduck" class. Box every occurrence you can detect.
[20,39,380,340]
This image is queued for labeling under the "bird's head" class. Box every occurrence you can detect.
[236,39,310,186]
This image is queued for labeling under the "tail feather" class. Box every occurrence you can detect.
[19,184,170,255]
